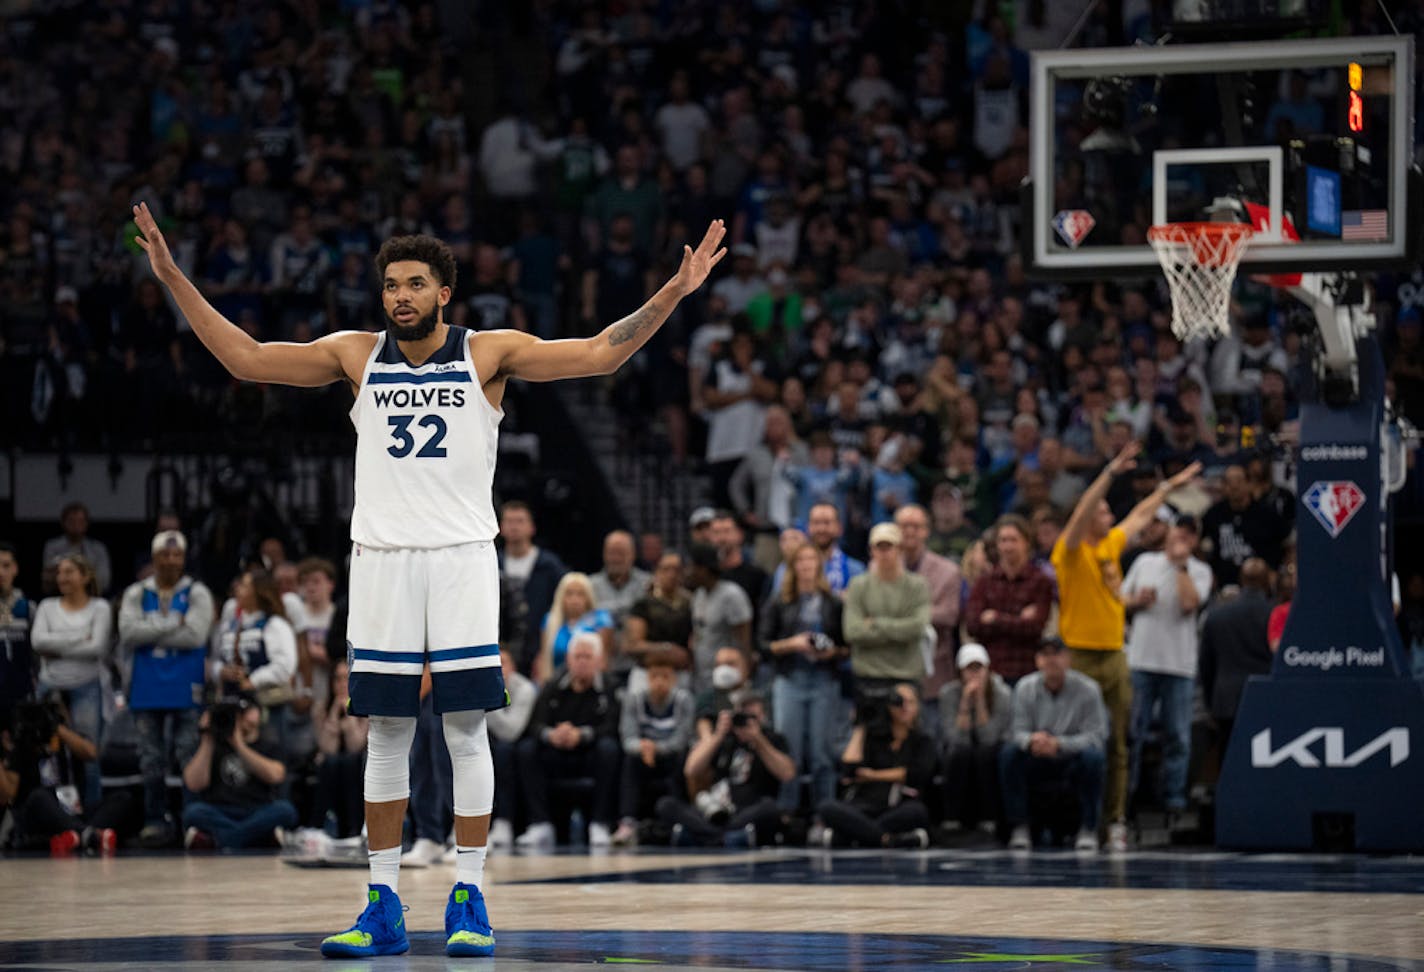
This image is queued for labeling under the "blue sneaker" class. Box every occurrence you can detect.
[320,885,409,958]
[445,882,496,957]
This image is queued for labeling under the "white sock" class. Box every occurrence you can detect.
[455,844,487,887]
[369,845,401,893]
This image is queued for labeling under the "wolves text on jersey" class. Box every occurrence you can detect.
[371,387,467,409]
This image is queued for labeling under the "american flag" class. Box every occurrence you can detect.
[1341,209,1389,241]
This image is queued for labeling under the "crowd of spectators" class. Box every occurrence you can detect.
[4,0,1424,858]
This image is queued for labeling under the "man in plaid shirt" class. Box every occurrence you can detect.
[965,515,1055,682]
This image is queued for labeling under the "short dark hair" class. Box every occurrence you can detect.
[296,557,337,583]
[688,542,721,573]
[0,541,16,561]
[500,500,532,518]
[1172,514,1200,536]
[60,501,88,519]
[375,235,457,291]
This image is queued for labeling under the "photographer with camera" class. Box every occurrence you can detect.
[180,693,297,849]
[118,530,216,848]
[654,688,794,848]
[759,542,844,822]
[817,682,936,849]
[1,694,135,854]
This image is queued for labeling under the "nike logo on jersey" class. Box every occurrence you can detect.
[372,387,468,408]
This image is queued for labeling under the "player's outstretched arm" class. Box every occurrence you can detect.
[133,202,354,388]
[495,219,727,382]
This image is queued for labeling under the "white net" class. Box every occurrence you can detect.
[1147,222,1254,341]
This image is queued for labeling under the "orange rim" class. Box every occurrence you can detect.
[1148,222,1254,268]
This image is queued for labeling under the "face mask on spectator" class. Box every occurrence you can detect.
[712,664,743,691]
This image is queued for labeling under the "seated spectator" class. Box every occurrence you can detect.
[515,634,621,848]
[31,553,110,810]
[759,542,845,817]
[688,543,754,691]
[818,682,936,849]
[118,530,216,848]
[964,515,1056,682]
[844,523,931,694]
[786,433,859,528]
[0,694,135,854]
[211,568,297,760]
[309,659,368,839]
[485,648,538,850]
[1001,640,1109,852]
[655,688,794,847]
[181,694,296,850]
[926,483,980,560]
[623,552,694,691]
[693,645,753,742]
[42,502,113,596]
[0,542,34,733]
[938,643,1012,836]
[729,405,809,538]
[535,572,614,684]
[613,650,694,846]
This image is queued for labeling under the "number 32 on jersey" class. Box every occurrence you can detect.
[387,414,448,458]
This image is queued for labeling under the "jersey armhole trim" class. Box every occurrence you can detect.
[464,330,506,421]
[349,332,386,422]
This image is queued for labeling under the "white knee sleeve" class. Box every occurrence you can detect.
[364,715,418,804]
[443,709,494,817]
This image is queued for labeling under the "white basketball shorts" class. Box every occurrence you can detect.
[345,540,508,717]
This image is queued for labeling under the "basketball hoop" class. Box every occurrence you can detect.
[1148,222,1255,341]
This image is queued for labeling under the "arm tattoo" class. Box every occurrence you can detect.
[608,304,662,347]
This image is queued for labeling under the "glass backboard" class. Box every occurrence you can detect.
[1027,35,1415,278]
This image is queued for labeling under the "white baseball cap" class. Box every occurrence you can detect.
[151,530,187,555]
[956,643,990,669]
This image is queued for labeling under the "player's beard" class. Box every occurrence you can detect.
[386,305,439,343]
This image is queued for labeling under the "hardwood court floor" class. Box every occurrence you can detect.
[3,848,1423,969]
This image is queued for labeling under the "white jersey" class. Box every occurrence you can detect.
[349,326,502,549]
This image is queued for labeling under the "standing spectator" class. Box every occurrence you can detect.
[268,208,331,336]
[42,502,112,596]
[926,484,980,560]
[478,107,559,242]
[654,73,711,172]
[498,501,568,673]
[965,515,1056,683]
[656,689,794,847]
[1002,640,1109,852]
[181,696,298,850]
[613,651,695,846]
[710,512,769,620]
[785,433,860,528]
[589,530,651,640]
[1201,464,1290,588]
[466,244,528,332]
[584,144,664,255]
[1199,558,1276,772]
[1121,516,1212,821]
[782,502,866,596]
[729,406,809,538]
[291,557,338,756]
[515,634,621,849]
[30,554,110,810]
[759,543,845,819]
[309,659,368,840]
[818,683,936,849]
[895,504,962,702]
[119,531,216,848]
[1051,443,1200,851]
[843,523,932,694]
[939,644,1013,835]
[704,330,779,508]
[211,568,297,758]
[688,544,754,691]
[483,649,538,851]
[535,573,614,684]
[623,553,694,687]
[0,542,33,729]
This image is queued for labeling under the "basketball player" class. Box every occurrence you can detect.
[132,202,726,958]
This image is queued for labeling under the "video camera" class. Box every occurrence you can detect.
[854,688,905,738]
